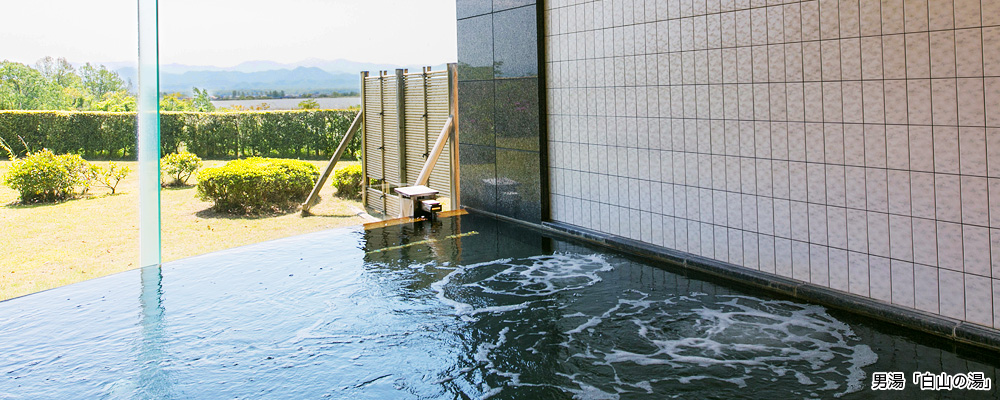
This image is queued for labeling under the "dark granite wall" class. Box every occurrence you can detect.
[456,0,544,223]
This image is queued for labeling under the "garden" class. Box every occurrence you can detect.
[0,110,367,301]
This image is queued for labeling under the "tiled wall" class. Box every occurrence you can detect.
[457,0,545,223]
[544,0,1000,330]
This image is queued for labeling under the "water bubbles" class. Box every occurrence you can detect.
[432,254,877,399]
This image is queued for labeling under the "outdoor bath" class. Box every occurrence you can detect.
[1,213,997,399]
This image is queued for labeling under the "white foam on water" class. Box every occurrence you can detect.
[429,254,876,398]
[560,294,878,398]
[432,254,613,320]
[565,382,620,400]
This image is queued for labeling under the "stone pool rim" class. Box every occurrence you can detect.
[461,206,1000,354]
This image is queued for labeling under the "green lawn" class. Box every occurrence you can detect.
[0,159,367,301]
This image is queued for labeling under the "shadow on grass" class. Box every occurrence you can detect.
[2,192,124,209]
[194,207,300,220]
[161,184,196,191]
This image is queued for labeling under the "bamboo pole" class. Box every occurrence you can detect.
[415,116,453,187]
[301,111,363,215]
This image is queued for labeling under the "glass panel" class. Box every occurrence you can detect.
[157,1,458,261]
[138,0,161,267]
[0,0,140,298]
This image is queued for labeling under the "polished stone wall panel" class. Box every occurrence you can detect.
[458,80,496,147]
[457,1,544,223]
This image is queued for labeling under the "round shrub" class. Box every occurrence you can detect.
[2,149,93,203]
[161,151,203,186]
[330,164,363,199]
[196,157,319,214]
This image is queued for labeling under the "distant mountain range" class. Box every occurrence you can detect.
[110,58,449,96]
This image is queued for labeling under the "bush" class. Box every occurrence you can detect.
[161,151,203,186]
[196,157,319,214]
[2,149,93,203]
[91,162,131,194]
[331,164,363,199]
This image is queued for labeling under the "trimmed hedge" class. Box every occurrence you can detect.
[196,157,319,214]
[0,110,358,160]
[331,164,363,199]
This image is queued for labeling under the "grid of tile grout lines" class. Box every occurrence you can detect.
[543,0,1000,329]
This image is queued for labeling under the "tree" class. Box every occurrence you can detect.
[34,57,80,88]
[159,92,192,111]
[92,91,136,112]
[79,63,127,100]
[298,99,320,110]
[0,61,53,110]
[191,87,215,112]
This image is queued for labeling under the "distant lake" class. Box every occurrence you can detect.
[211,97,360,110]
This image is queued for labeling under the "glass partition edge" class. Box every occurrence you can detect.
[137,0,161,267]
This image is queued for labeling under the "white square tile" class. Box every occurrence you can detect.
[826,206,848,250]
[793,240,811,281]
[808,203,828,245]
[743,231,759,270]
[849,251,871,296]
[867,211,891,258]
[701,221,715,257]
[757,196,774,236]
[912,217,940,267]
[863,81,886,123]
[790,200,810,242]
[887,170,912,215]
[885,80,909,124]
[789,162,809,202]
[910,172,937,219]
[914,263,940,313]
[715,225,729,263]
[759,234,776,274]
[938,221,965,272]
[865,168,889,212]
[995,279,1000,329]
[864,124,887,167]
[870,256,892,302]
[889,214,914,262]
[939,269,966,320]
[775,237,793,278]
[845,166,868,209]
[960,127,987,176]
[663,216,677,249]
[958,78,986,127]
[933,126,960,174]
[907,79,933,125]
[929,30,956,78]
[829,248,850,291]
[963,225,991,277]
[961,176,989,226]
[908,126,935,172]
[966,274,994,327]
[934,173,962,223]
[687,220,700,255]
[886,125,910,170]
[843,124,865,166]
[993,229,1000,278]
[847,208,870,253]
[727,191,742,230]
[891,260,916,308]
[810,244,829,287]
[807,163,828,204]
[773,199,791,238]
[825,165,847,207]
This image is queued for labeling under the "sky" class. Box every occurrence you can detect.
[0,0,458,68]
